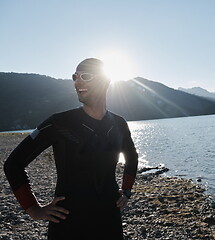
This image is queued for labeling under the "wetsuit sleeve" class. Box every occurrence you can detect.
[4,116,57,210]
[121,120,138,190]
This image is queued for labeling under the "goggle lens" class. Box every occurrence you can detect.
[72,73,95,82]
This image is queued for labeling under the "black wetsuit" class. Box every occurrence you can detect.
[4,107,138,240]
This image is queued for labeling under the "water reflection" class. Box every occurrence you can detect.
[127,115,215,195]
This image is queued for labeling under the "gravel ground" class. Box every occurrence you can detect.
[0,133,215,240]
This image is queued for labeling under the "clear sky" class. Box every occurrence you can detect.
[1,0,215,91]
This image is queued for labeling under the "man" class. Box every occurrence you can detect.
[4,58,138,239]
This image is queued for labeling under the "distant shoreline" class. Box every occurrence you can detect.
[0,130,33,134]
[1,113,215,133]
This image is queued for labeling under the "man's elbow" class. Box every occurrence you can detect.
[3,157,19,186]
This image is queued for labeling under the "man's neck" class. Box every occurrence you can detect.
[83,103,107,120]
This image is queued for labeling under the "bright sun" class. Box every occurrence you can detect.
[99,51,136,82]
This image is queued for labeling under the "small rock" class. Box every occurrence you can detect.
[196,177,202,182]
[155,230,162,238]
[164,222,174,227]
[203,215,215,225]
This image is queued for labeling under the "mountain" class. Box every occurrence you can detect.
[1,72,215,131]
[0,73,80,131]
[108,78,215,121]
[178,87,215,101]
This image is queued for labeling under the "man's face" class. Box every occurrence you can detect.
[74,71,92,103]
[74,71,108,104]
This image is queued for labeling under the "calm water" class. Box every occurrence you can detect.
[128,114,215,196]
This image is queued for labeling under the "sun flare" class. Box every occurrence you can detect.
[99,51,136,82]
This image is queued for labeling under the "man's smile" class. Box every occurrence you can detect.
[76,88,88,94]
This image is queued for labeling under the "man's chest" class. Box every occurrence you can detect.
[56,121,123,153]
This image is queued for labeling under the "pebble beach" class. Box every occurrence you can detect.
[0,133,215,239]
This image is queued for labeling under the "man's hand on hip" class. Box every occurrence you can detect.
[26,196,69,223]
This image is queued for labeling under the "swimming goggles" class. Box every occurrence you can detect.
[72,72,96,82]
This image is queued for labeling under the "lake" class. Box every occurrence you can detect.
[127,114,215,196]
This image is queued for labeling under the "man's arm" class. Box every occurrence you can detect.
[117,119,138,210]
[4,117,56,210]
[4,116,69,222]
[121,121,138,191]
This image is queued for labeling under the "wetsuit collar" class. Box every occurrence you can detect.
[80,107,109,122]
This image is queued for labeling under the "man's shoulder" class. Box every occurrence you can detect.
[36,108,82,132]
[108,111,127,125]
